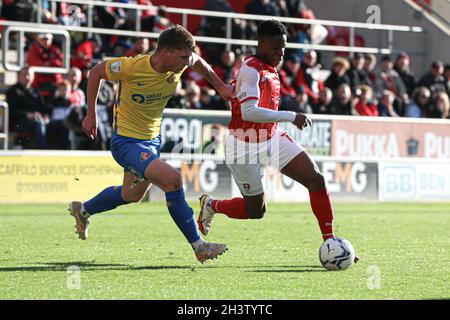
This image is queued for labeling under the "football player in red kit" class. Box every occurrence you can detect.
[197,20,358,262]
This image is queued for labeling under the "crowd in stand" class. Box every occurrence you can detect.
[1,0,449,150]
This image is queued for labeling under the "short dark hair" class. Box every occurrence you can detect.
[257,20,287,39]
[431,60,443,69]
[156,25,195,51]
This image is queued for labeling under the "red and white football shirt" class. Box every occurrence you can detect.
[229,55,281,142]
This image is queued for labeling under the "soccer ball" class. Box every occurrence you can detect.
[319,237,355,271]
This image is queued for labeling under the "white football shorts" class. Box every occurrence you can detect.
[225,129,305,196]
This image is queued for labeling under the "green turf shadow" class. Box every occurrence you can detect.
[0,261,194,272]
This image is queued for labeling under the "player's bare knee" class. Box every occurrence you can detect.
[164,172,183,192]
[315,172,326,190]
[308,172,326,191]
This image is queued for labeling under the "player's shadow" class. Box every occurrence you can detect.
[0,261,193,272]
[248,265,326,273]
[0,262,325,273]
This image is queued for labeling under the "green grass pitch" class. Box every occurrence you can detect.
[0,202,449,300]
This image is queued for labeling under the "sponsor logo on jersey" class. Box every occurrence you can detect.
[131,93,163,104]
[131,94,145,104]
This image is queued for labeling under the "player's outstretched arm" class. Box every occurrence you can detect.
[237,64,311,130]
[190,53,234,99]
[241,100,294,122]
[241,102,311,130]
[83,61,107,140]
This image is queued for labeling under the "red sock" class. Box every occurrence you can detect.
[309,188,335,240]
[212,198,249,219]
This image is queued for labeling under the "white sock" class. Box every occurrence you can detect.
[80,203,91,218]
[191,238,205,251]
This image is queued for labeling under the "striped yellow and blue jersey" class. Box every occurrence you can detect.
[105,53,186,140]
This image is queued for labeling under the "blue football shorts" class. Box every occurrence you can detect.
[110,133,161,180]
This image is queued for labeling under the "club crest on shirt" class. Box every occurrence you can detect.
[167,74,176,83]
[110,61,121,73]
[140,152,152,161]
[261,72,273,83]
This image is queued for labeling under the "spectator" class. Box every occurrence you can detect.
[285,0,302,17]
[65,77,115,150]
[232,49,248,77]
[199,88,215,110]
[291,4,317,60]
[71,38,103,71]
[280,85,313,114]
[5,66,48,149]
[184,46,210,88]
[57,2,87,26]
[378,90,399,117]
[212,50,236,84]
[376,55,407,98]
[245,0,284,41]
[363,53,377,84]
[166,82,187,109]
[46,81,72,149]
[65,67,87,149]
[95,3,127,30]
[67,67,86,109]
[201,0,248,58]
[444,64,450,95]
[36,0,60,24]
[246,0,281,16]
[136,2,171,33]
[1,0,38,22]
[64,104,90,150]
[377,55,407,115]
[329,83,353,115]
[394,52,416,96]
[185,82,202,110]
[346,53,371,91]
[278,63,297,105]
[78,64,91,99]
[27,33,64,98]
[281,53,300,79]
[354,85,378,116]
[200,88,227,111]
[404,87,430,118]
[124,37,151,57]
[324,56,351,92]
[95,80,116,149]
[111,38,134,57]
[294,50,323,103]
[275,0,291,17]
[312,87,333,114]
[426,92,450,119]
[417,60,447,94]
[93,4,127,55]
